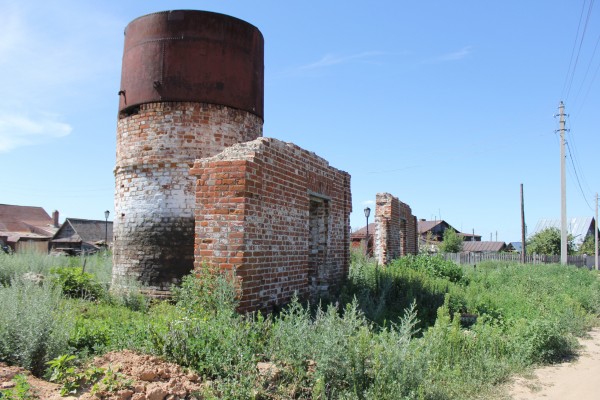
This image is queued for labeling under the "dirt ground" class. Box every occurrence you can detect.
[0,350,204,399]
[508,327,600,400]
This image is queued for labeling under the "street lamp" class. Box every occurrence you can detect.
[104,210,110,247]
[364,207,371,256]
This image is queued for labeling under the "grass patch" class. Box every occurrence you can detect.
[1,250,599,399]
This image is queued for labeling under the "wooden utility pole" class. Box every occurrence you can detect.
[521,183,526,263]
[559,102,568,265]
[594,193,598,271]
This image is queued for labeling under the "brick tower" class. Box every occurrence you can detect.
[113,10,264,293]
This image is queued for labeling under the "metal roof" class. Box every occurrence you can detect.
[350,223,376,239]
[0,204,57,237]
[462,241,507,253]
[532,217,595,246]
[53,218,113,244]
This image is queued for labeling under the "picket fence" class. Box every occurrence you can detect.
[441,252,597,269]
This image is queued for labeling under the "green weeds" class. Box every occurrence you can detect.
[1,251,599,399]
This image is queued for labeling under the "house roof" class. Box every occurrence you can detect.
[532,217,595,246]
[351,223,376,239]
[417,220,458,235]
[459,233,482,240]
[53,218,113,244]
[0,204,57,237]
[510,242,523,252]
[462,241,507,253]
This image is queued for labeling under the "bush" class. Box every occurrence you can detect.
[0,251,64,286]
[439,228,463,253]
[392,254,465,283]
[0,278,74,376]
[527,227,575,255]
[50,267,106,301]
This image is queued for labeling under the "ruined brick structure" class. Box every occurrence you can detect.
[113,11,264,292]
[113,10,352,308]
[191,138,352,312]
[374,193,418,265]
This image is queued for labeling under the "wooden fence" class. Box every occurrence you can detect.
[441,252,597,269]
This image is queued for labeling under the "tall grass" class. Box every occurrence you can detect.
[0,251,112,286]
[0,278,74,376]
[1,250,599,399]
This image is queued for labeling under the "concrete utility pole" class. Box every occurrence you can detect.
[559,102,568,265]
[521,183,526,263]
[594,193,598,271]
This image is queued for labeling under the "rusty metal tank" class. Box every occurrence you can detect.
[118,10,264,119]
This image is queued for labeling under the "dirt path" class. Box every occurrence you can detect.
[508,327,600,400]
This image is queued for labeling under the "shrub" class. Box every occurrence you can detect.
[0,278,74,376]
[172,265,239,316]
[269,298,420,399]
[527,227,575,255]
[0,251,65,286]
[438,228,463,253]
[50,266,105,301]
[391,254,465,283]
[148,271,268,381]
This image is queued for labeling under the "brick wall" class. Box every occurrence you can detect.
[191,137,352,312]
[113,102,262,293]
[374,193,418,265]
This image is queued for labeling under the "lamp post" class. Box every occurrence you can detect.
[364,207,371,256]
[104,210,110,248]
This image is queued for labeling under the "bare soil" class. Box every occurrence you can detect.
[0,350,204,399]
[508,327,600,400]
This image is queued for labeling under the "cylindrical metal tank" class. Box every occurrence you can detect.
[113,10,264,293]
[118,10,264,119]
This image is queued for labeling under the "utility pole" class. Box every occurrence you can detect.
[521,183,526,263]
[559,101,568,265]
[594,193,598,271]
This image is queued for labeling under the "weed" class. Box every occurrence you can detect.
[0,278,74,376]
[0,374,37,400]
[50,267,105,301]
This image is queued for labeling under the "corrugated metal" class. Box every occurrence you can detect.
[462,241,506,253]
[532,217,595,246]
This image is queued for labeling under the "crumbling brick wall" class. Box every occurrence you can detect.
[191,137,352,312]
[374,193,418,265]
[113,102,262,293]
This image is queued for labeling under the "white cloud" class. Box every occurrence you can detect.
[0,113,72,152]
[424,46,473,64]
[363,200,375,206]
[0,2,121,152]
[298,51,386,70]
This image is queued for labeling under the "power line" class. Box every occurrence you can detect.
[564,0,596,103]
[565,119,594,195]
[566,140,594,211]
[562,0,590,99]
[573,30,600,110]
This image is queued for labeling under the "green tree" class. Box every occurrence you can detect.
[577,235,597,255]
[527,227,575,255]
[438,228,463,253]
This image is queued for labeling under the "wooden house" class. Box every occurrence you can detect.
[0,204,59,253]
[51,218,113,255]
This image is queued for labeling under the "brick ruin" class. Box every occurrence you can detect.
[112,10,352,309]
[113,103,262,292]
[374,193,418,264]
[191,138,351,311]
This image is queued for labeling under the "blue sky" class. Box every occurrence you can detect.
[1,1,599,243]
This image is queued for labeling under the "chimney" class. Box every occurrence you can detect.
[52,210,59,228]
